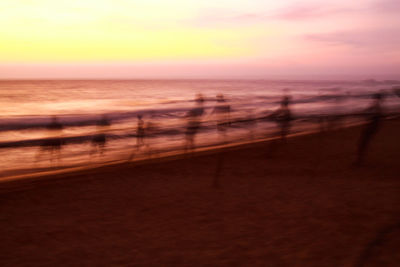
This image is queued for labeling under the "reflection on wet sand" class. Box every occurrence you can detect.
[90,115,111,157]
[35,116,63,163]
[184,94,204,153]
[1,87,400,177]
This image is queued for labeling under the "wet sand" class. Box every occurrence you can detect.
[1,120,400,266]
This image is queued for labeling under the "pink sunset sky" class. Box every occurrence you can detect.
[0,0,399,79]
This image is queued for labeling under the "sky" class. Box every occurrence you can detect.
[0,0,399,79]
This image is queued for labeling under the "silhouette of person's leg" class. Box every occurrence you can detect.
[185,134,192,153]
[280,122,290,142]
[128,140,137,161]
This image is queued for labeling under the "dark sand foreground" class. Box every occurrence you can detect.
[1,120,400,266]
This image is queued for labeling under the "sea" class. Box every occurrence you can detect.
[1,79,399,178]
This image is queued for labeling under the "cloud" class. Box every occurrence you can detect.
[304,28,400,50]
[189,3,354,28]
[372,0,400,12]
[271,5,351,21]
[190,0,400,28]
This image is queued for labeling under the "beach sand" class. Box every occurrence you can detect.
[1,120,400,266]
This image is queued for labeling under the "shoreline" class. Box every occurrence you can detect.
[0,120,366,185]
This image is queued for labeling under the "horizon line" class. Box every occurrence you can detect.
[1,76,400,82]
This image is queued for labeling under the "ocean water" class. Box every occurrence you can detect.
[0,79,399,178]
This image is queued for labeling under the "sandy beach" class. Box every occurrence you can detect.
[1,119,400,266]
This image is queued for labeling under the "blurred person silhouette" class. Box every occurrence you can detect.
[144,115,158,157]
[264,95,293,158]
[136,114,145,150]
[211,94,231,141]
[355,92,384,165]
[271,95,293,142]
[90,115,110,156]
[35,116,64,163]
[245,110,257,139]
[184,94,205,153]
[129,114,150,160]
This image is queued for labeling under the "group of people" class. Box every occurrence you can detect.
[184,93,232,152]
[35,115,112,162]
[34,93,234,162]
[183,93,297,152]
[34,90,387,165]
[183,91,387,165]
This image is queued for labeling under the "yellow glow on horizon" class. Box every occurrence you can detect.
[1,28,254,62]
[0,0,334,63]
[0,0,269,62]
